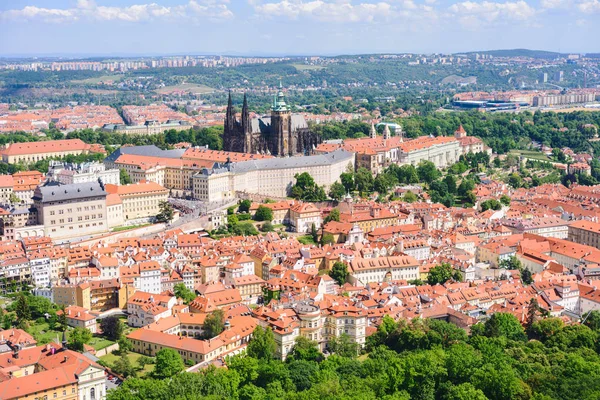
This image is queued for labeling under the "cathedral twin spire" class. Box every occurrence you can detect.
[226,91,250,134]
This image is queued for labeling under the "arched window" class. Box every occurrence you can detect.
[91,388,96,400]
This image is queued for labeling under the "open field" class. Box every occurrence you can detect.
[156,83,214,95]
[292,63,326,71]
[27,322,67,344]
[71,75,124,85]
[89,337,115,351]
[100,351,154,376]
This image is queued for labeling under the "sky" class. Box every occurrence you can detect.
[0,0,598,57]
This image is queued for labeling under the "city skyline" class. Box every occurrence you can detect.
[0,0,599,56]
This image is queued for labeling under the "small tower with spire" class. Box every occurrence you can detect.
[383,124,391,140]
[61,330,68,349]
[370,122,377,139]
[455,124,467,138]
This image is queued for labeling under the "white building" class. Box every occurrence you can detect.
[192,149,355,203]
[138,261,162,294]
[126,291,177,327]
[47,161,120,186]
[29,251,51,288]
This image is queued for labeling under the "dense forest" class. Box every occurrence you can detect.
[106,312,600,400]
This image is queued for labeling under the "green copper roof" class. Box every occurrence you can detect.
[271,81,290,112]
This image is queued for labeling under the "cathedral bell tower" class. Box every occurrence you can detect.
[270,82,292,156]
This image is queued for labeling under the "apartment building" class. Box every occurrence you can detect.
[29,250,51,288]
[533,92,595,107]
[126,291,177,327]
[53,282,92,310]
[33,181,109,240]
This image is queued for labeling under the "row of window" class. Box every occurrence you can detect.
[49,205,102,215]
[50,214,103,224]
[50,222,104,232]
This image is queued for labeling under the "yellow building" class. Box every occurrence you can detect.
[0,139,91,164]
[53,282,92,310]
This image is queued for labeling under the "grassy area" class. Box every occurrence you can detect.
[89,336,115,351]
[71,75,124,85]
[298,235,317,245]
[156,83,214,95]
[27,322,66,345]
[292,63,326,71]
[509,150,552,162]
[100,351,154,377]
[112,223,152,232]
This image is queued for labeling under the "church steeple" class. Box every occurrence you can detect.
[242,93,249,130]
[383,124,391,140]
[370,122,377,139]
[225,91,235,131]
[242,93,251,152]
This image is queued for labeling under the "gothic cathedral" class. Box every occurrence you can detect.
[223,87,321,157]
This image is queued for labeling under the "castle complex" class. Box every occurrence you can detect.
[223,88,321,156]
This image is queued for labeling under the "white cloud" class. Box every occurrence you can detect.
[578,0,600,12]
[252,0,436,23]
[0,6,78,23]
[540,0,568,8]
[449,0,536,28]
[0,0,233,23]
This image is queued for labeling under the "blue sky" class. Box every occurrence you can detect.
[0,0,598,56]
